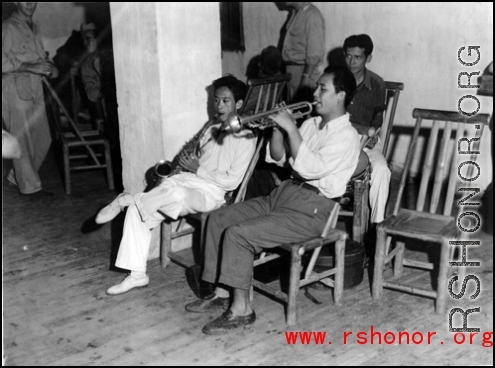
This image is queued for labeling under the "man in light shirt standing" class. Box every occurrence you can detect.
[278,2,325,103]
[2,2,58,198]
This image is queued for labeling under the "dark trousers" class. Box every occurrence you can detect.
[202,180,336,290]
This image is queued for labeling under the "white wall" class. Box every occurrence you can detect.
[33,2,85,59]
[222,2,493,188]
[111,3,222,258]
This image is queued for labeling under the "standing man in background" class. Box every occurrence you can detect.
[278,2,325,103]
[2,2,58,198]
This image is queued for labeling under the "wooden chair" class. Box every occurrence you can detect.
[338,82,404,243]
[337,129,374,243]
[382,81,405,158]
[42,77,114,195]
[252,200,347,326]
[160,74,292,269]
[371,108,489,313]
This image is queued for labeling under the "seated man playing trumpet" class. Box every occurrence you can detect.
[96,74,257,296]
[185,66,361,335]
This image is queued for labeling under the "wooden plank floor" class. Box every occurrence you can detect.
[3,148,493,366]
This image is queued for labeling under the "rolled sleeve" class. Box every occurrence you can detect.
[265,140,288,167]
[2,23,22,73]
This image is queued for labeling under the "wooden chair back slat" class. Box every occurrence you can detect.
[263,83,271,112]
[255,85,264,114]
[393,117,422,216]
[443,124,466,215]
[430,121,453,213]
[454,122,485,218]
[271,83,279,109]
[416,120,440,212]
[382,81,405,157]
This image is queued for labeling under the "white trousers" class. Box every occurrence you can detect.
[115,175,224,273]
[364,139,391,223]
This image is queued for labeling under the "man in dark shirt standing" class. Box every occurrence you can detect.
[344,34,391,225]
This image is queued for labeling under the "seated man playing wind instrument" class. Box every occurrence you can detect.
[185,66,361,335]
[95,75,257,296]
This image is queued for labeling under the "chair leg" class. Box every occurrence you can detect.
[104,141,115,190]
[199,212,209,260]
[63,144,71,195]
[372,224,388,299]
[448,242,466,288]
[435,239,450,314]
[363,182,370,237]
[333,233,346,306]
[287,245,303,326]
[160,222,172,268]
[353,184,364,243]
[393,241,405,277]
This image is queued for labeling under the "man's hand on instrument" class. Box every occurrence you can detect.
[269,102,297,134]
[178,151,200,173]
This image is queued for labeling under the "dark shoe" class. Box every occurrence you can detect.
[202,309,256,335]
[3,181,20,196]
[185,293,229,313]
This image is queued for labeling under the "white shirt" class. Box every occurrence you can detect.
[266,113,360,199]
[195,126,257,194]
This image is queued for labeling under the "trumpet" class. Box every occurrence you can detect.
[227,101,316,133]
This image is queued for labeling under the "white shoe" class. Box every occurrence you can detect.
[106,273,149,296]
[96,193,133,224]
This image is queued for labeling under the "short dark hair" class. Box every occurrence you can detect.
[259,45,285,76]
[343,34,374,56]
[322,66,357,107]
[212,74,248,102]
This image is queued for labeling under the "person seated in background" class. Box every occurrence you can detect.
[344,34,391,226]
[258,45,286,78]
[95,75,257,296]
[79,22,123,190]
[79,23,102,104]
[185,66,360,335]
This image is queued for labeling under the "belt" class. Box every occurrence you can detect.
[291,179,342,202]
[285,61,304,66]
[292,178,321,195]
